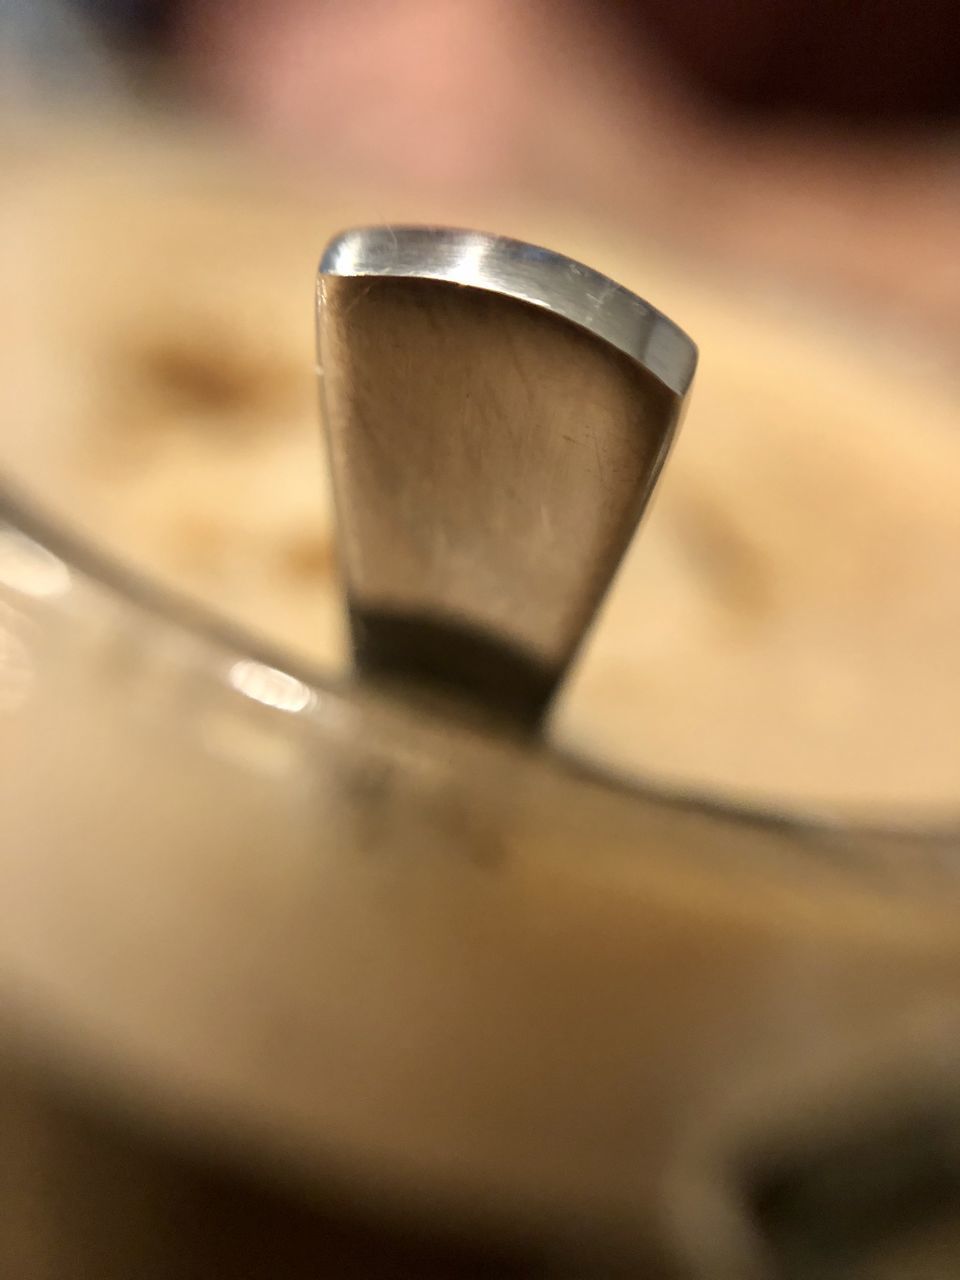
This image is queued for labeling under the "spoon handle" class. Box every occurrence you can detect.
[317,226,696,728]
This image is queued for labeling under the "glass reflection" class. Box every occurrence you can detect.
[0,528,71,599]
[227,659,316,714]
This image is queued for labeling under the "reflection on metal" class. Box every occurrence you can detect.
[227,659,316,714]
[0,528,71,599]
[319,226,697,396]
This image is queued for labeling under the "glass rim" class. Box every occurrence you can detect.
[3,472,959,855]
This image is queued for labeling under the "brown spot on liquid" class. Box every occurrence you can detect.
[117,325,304,425]
[281,533,335,581]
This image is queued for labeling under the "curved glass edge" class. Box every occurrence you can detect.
[1,475,958,858]
[319,225,698,399]
[0,474,347,699]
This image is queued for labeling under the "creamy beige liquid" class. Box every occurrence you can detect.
[3,120,959,820]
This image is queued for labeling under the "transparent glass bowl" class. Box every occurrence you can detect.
[3,479,960,1275]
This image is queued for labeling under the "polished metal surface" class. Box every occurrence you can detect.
[317,227,697,726]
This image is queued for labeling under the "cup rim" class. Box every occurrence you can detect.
[3,473,958,852]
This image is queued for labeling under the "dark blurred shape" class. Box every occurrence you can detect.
[634,0,960,119]
[74,0,176,46]
[0,1053,546,1280]
[751,1102,960,1278]
[76,0,960,122]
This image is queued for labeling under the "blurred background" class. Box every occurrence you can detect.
[6,0,959,340]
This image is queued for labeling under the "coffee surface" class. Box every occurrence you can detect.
[3,118,959,819]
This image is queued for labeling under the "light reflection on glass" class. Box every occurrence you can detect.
[0,529,71,599]
[227,659,316,714]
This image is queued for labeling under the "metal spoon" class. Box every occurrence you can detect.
[317,226,696,728]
